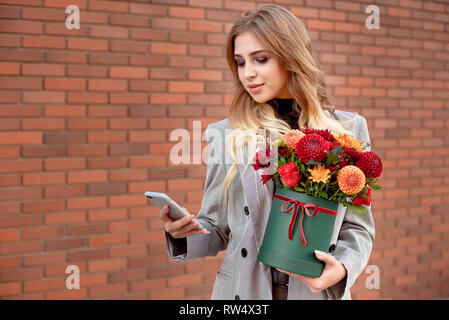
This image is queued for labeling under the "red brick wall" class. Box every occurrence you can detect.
[0,0,448,300]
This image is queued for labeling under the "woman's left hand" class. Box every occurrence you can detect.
[276,250,347,294]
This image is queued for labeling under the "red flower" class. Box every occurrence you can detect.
[327,163,338,173]
[278,162,300,187]
[343,147,361,161]
[296,133,330,163]
[278,145,288,156]
[251,148,276,171]
[353,187,372,206]
[356,151,383,178]
[301,126,336,142]
[337,155,349,168]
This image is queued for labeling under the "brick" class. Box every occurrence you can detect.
[44,78,86,91]
[109,220,146,233]
[0,20,43,34]
[88,258,127,273]
[0,240,42,255]
[87,157,127,169]
[110,93,148,104]
[44,211,86,225]
[87,131,127,143]
[0,229,20,242]
[0,160,42,173]
[88,79,127,91]
[87,182,127,196]
[22,35,65,49]
[88,233,127,247]
[88,208,127,222]
[22,119,65,131]
[0,282,21,297]
[149,288,184,300]
[89,25,128,39]
[68,38,108,51]
[44,158,85,171]
[169,6,204,19]
[0,62,19,75]
[67,92,108,104]
[151,42,187,55]
[67,118,107,131]
[23,172,65,186]
[67,196,107,210]
[110,66,148,79]
[0,132,42,145]
[109,194,147,208]
[46,288,87,300]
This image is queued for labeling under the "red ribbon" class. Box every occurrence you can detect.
[273,194,337,247]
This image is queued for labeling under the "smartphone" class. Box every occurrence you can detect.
[145,191,204,230]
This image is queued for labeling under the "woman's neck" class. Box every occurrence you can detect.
[268,98,301,129]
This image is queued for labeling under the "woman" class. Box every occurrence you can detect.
[159,4,375,300]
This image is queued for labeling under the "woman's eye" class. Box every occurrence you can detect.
[236,57,268,67]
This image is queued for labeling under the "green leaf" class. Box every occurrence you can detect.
[371,184,382,190]
[331,145,342,155]
[325,153,339,166]
[294,186,305,192]
[341,201,369,215]
[306,160,322,165]
[319,191,328,198]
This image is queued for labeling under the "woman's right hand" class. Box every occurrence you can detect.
[159,205,210,239]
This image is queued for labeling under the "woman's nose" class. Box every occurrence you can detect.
[244,65,256,79]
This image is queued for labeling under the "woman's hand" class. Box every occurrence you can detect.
[276,250,347,294]
[159,205,210,239]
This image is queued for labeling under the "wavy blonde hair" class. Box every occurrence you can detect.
[219,4,358,210]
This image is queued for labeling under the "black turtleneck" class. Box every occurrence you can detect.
[268,98,301,129]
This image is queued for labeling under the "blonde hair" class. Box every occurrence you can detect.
[219,4,357,210]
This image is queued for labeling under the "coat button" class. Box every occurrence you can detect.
[328,244,336,253]
[235,294,240,300]
[244,206,249,215]
[241,248,247,257]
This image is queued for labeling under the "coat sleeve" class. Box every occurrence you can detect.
[165,122,231,261]
[327,115,376,299]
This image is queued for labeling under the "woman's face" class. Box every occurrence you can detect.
[233,32,293,103]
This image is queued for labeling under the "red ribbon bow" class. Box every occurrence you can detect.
[274,194,337,247]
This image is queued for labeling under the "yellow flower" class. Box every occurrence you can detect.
[308,164,331,184]
[333,133,364,153]
[337,165,366,195]
[281,130,305,149]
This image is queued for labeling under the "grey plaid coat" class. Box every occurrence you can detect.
[165,109,375,300]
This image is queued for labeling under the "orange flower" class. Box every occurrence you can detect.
[281,130,305,149]
[308,164,331,184]
[333,133,364,153]
[337,165,366,195]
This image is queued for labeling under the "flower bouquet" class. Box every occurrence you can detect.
[255,127,383,277]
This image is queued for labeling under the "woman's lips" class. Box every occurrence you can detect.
[249,84,264,94]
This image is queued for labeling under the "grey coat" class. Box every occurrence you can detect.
[165,109,375,300]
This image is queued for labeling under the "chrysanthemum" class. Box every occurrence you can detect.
[281,130,305,149]
[337,165,366,195]
[356,151,383,178]
[308,164,331,183]
[296,133,330,163]
[301,127,336,142]
[333,133,364,153]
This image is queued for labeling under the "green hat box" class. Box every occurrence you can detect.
[257,187,339,278]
